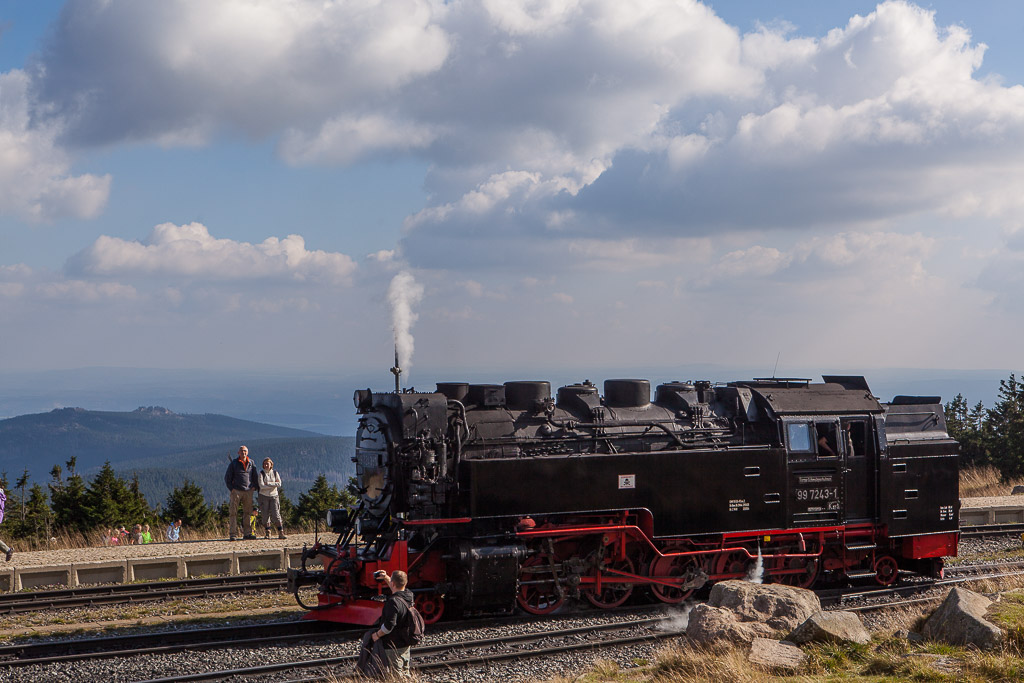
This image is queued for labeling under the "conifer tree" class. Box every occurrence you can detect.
[25,484,53,543]
[293,475,349,526]
[986,374,1024,478]
[165,479,216,530]
[84,462,132,528]
[277,490,296,528]
[945,394,989,467]
[15,469,29,522]
[47,459,90,533]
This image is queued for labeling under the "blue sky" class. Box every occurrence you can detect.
[2,0,1024,389]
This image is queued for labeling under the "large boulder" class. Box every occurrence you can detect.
[707,580,821,631]
[685,604,776,645]
[920,587,1004,650]
[748,637,806,672]
[788,610,871,645]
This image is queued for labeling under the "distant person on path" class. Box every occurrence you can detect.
[166,519,182,542]
[249,508,260,537]
[0,487,12,561]
[258,457,286,540]
[141,524,153,544]
[356,570,415,679]
[131,524,143,545]
[225,445,258,541]
[118,525,130,545]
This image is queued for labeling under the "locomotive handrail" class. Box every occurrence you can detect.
[517,523,828,564]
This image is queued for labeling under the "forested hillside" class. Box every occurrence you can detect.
[117,436,355,505]
[0,406,320,481]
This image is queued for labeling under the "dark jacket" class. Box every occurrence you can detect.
[377,589,414,649]
[224,458,257,492]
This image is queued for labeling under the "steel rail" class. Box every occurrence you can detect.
[959,523,1024,537]
[0,620,346,668]
[135,617,676,683]
[0,572,289,614]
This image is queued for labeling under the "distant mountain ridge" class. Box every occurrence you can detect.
[0,405,325,484]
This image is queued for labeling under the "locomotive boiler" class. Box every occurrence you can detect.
[287,375,959,624]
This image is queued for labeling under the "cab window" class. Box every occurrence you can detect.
[815,422,840,459]
[786,422,814,453]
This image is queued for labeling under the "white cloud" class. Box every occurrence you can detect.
[35,280,138,302]
[0,70,110,222]
[550,292,574,304]
[38,0,450,149]
[280,114,439,165]
[67,222,356,285]
[697,231,937,295]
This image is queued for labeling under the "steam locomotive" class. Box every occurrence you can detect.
[288,374,959,625]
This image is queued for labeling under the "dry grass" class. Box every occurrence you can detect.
[537,593,1024,683]
[7,522,313,552]
[960,466,1024,498]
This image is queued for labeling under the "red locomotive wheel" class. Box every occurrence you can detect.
[873,555,900,586]
[517,554,565,615]
[648,555,701,604]
[772,557,819,589]
[715,550,751,580]
[414,592,445,625]
[584,557,635,609]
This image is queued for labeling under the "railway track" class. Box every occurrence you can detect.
[0,572,289,614]
[959,522,1024,537]
[0,619,348,669]
[133,616,678,683]
[7,561,1024,680]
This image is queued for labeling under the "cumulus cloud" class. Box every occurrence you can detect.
[37,0,450,148]
[698,231,937,294]
[66,222,356,285]
[0,70,109,222]
[396,1,1024,268]
[20,0,1024,280]
[35,280,138,302]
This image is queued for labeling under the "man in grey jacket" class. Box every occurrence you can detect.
[224,446,257,540]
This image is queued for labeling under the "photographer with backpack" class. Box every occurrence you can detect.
[356,569,423,679]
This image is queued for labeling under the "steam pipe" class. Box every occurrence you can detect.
[545,417,688,448]
[390,346,401,393]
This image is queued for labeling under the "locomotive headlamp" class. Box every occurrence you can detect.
[353,389,373,412]
[326,508,348,532]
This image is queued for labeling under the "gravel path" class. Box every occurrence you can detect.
[960,495,1024,509]
[6,534,322,569]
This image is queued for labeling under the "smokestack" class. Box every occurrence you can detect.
[390,346,402,393]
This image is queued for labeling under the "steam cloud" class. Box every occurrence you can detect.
[745,546,764,584]
[657,604,693,632]
[387,271,425,371]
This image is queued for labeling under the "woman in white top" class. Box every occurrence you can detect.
[258,457,286,539]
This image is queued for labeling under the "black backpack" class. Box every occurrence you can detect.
[395,599,426,647]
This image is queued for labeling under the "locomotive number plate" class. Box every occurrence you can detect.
[618,474,636,489]
[796,487,839,501]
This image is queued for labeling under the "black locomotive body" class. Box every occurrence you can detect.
[288,375,959,624]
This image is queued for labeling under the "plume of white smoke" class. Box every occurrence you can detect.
[745,546,764,584]
[657,603,693,632]
[387,271,424,371]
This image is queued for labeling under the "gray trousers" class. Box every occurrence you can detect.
[356,630,411,679]
[228,488,253,538]
[258,494,283,529]
[0,538,8,553]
